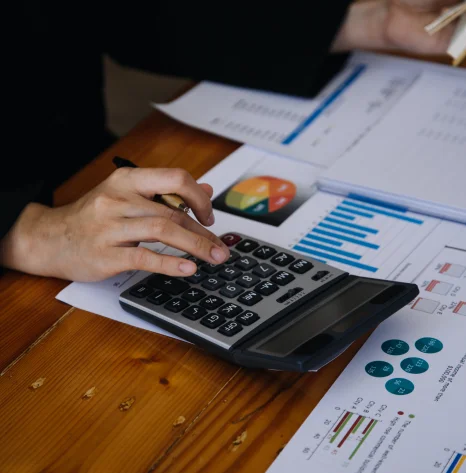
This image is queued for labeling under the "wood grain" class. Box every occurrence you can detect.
[0,271,69,372]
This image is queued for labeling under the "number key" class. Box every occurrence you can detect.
[202,277,225,291]
[185,269,208,284]
[235,256,257,271]
[236,273,260,288]
[218,266,243,281]
[220,283,244,299]
[201,263,223,274]
[252,263,276,278]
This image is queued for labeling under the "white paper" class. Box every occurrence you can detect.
[320,70,466,224]
[154,51,465,169]
[267,240,466,473]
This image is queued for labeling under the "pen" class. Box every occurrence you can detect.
[112,156,190,213]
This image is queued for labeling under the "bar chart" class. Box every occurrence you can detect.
[307,410,380,465]
[291,192,437,277]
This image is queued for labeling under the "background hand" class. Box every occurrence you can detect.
[0,167,230,282]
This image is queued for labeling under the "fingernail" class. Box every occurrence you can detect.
[207,212,215,226]
[179,262,196,274]
[211,247,227,263]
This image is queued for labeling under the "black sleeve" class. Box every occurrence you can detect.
[104,2,352,97]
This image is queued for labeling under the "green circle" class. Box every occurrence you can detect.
[401,357,429,374]
[415,337,443,354]
[381,339,409,356]
[385,378,415,395]
[365,361,394,378]
[409,414,415,419]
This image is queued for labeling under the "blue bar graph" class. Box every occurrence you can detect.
[324,217,379,234]
[336,205,374,218]
[298,240,362,260]
[282,65,366,145]
[293,246,378,273]
[318,223,368,239]
[342,200,423,224]
[305,234,343,247]
[330,211,355,220]
[292,192,425,274]
[312,229,380,249]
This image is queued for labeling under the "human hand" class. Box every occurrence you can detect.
[0,167,230,282]
[331,0,458,55]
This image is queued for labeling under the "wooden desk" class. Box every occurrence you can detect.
[0,54,463,473]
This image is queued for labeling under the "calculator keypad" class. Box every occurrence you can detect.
[121,232,346,350]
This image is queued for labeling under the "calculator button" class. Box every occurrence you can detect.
[130,284,153,298]
[147,274,189,295]
[182,254,203,265]
[238,291,263,306]
[271,271,295,286]
[253,245,277,259]
[182,305,207,320]
[199,295,225,310]
[236,239,259,253]
[164,298,189,313]
[225,250,240,265]
[218,266,243,281]
[220,283,244,299]
[181,288,206,302]
[201,263,223,274]
[201,313,225,329]
[235,257,258,271]
[201,277,225,291]
[221,233,242,246]
[218,321,243,337]
[252,263,276,278]
[236,311,260,326]
[255,280,279,296]
[271,252,295,267]
[185,270,208,284]
[147,290,171,305]
[236,273,260,288]
[312,270,329,281]
[218,303,243,318]
[289,259,313,274]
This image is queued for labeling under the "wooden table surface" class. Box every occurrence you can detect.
[0,53,462,473]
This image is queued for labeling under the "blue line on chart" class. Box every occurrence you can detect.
[324,217,378,234]
[297,240,362,260]
[336,205,374,218]
[318,223,368,239]
[305,234,343,247]
[311,229,380,249]
[347,193,408,212]
[282,64,366,145]
[330,211,355,220]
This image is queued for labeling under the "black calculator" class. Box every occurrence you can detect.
[119,232,419,372]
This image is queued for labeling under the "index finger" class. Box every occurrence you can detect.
[116,167,215,226]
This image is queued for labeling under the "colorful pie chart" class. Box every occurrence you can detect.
[225,176,297,215]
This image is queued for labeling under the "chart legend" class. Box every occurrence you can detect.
[439,263,466,278]
[453,301,466,316]
[425,280,453,295]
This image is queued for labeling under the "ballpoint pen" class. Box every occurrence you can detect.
[112,156,190,213]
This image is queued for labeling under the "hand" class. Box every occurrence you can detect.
[0,167,230,282]
[332,0,458,55]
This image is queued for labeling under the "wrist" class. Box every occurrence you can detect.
[0,203,66,277]
[331,1,390,52]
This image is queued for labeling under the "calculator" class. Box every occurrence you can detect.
[119,232,419,372]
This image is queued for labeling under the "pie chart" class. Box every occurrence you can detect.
[225,176,297,215]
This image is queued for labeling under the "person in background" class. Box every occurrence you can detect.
[1,0,458,282]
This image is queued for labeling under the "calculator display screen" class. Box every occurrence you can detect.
[251,280,389,357]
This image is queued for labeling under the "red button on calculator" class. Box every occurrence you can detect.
[221,233,242,246]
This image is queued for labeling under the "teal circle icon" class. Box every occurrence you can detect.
[385,378,415,395]
[401,357,429,374]
[365,361,394,378]
[381,339,409,356]
[415,337,443,354]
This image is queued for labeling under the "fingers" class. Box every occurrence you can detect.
[112,167,215,227]
[116,216,229,265]
[116,247,198,277]
[114,196,228,251]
